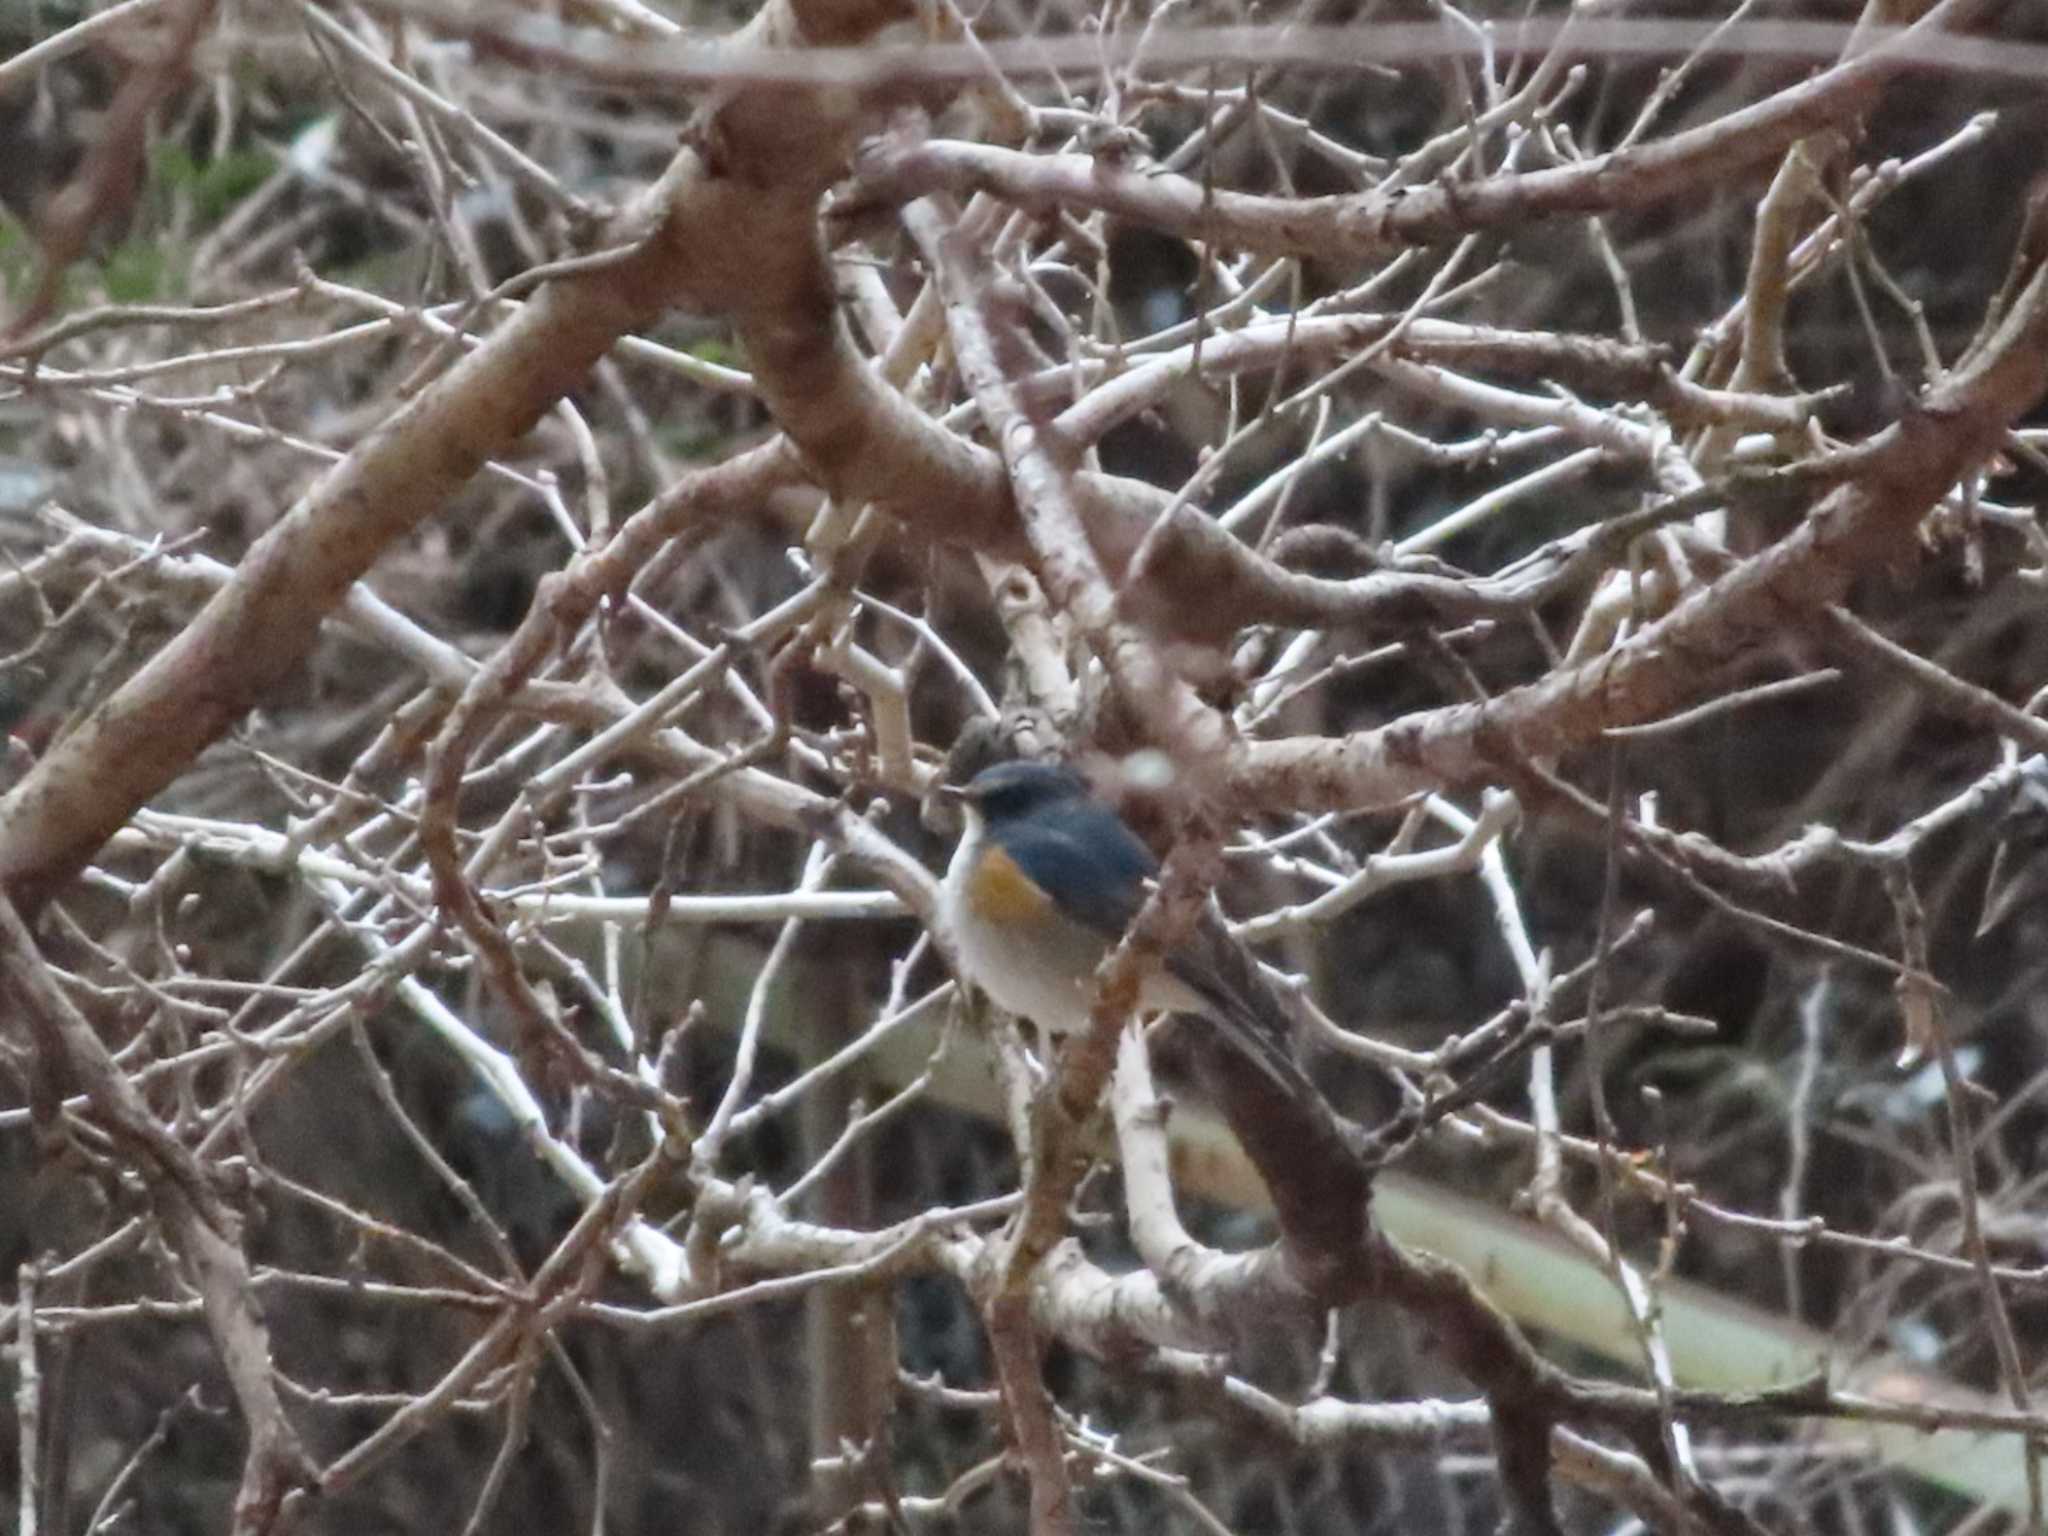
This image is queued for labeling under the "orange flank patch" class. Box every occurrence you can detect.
[968,845,1054,923]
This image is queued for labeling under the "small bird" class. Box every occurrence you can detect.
[941,757,1319,1102]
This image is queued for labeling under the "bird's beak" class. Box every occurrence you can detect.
[938,783,970,803]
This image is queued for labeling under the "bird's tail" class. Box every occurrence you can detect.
[1167,912,1330,1112]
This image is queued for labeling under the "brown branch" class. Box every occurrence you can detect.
[906,193,1235,774]
[1821,605,2048,758]
[0,0,916,920]
[0,893,313,1534]
[5,0,218,341]
[848,0,1991,264]
[0,230,666,914]
[1239,255,2048,811]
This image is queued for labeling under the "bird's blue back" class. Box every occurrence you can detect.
[987,793,1156,941]
[965,760,1324,1105]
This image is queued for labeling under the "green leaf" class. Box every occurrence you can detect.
[100,239,175,303]
[191,147,278,224]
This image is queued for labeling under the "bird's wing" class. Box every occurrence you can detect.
[994,800,1155,941]
[1166,909,1322,1100]
[1003,807,1323,1102]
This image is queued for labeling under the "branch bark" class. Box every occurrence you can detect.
[0,893,313,1534]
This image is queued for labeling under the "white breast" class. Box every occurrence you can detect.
[942,831,1216,1036]
[943,832,1101,1035]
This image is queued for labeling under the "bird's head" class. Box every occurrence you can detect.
[944,759,1092,833]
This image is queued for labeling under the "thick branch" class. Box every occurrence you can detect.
[848,0,1991,264]
[1240,260,2048,811]
[0,0,915,918]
